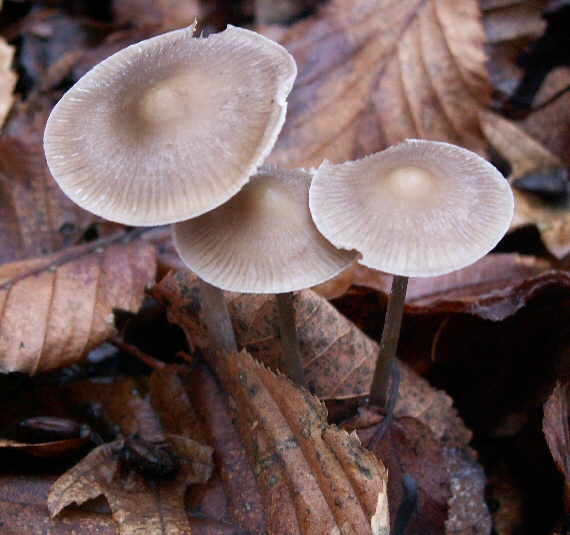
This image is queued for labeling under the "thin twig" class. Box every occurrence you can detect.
[111,339,166,370]
[0,227,150,291]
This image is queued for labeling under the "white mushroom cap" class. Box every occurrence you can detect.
[309,139,514,277]
[172,164,358,293]
[44,24,296,226]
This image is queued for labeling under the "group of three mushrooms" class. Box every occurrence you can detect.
[43,24,514,406]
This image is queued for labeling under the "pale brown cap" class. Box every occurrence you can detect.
[44,24,296,226]
[172,164,358,293]
[309,139,514,277]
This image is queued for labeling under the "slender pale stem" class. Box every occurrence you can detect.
[276,292,308,388]
[368,274,409,407]
[198,278,238,354]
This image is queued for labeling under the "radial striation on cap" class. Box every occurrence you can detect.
[309,139,514,277]
[172,164,358,293]
[44,24,297,226]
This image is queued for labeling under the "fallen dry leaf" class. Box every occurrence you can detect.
[0,234,156,373]
[342,406,451,535]
[518,67,570,167]
[0,433,91,458]
[0,469,118,535]
[157,269,472,446]
[0,106,95,264]
[327,253,558,321]
[480,110,570,258]
[46,353,390,535]
[157,270,378,400]
[481,0,546,43]
[48,435,214,535]
[269,0,490,169]
[544,382,570,511]
[0,37,17,129]
[203,349,390,535]
[395,363,472,449]
[113,0,200,32]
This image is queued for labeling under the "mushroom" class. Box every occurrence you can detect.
[172,163,358,387]
[309,139,514,406]
[43,24,297,354]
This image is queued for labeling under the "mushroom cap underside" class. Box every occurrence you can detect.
[44,24,297,226]
[309,139,515,277]
[173,164,358,293]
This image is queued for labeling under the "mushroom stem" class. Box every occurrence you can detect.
[368,274,409,407]
[198,278,238,353]
[276,292,308,388]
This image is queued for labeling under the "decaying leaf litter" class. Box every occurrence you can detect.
[0,0,570,534]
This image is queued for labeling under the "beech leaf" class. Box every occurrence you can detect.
[157,270,472,447]
[48,435,214,535]
[157,270,377,400]
[269,0,490,169]
[191,350,389,535]
[0,235,156,373]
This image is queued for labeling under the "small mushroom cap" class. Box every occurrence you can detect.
[44,24,296,226]
[309,139,514,277]
[172,164,358,293]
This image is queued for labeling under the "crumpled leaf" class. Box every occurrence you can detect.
[480,110,570,258]
[327,253,561,321]
[156,269,472,447]
[0,234,156,373]
[544,382,570,511]
[0,37,17,129]
[0,106,95,264]
[269,0,490,169]
[157,270,378,400]
[48,435,214,535]
[342,406,451,535]
[165,350,390,535]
